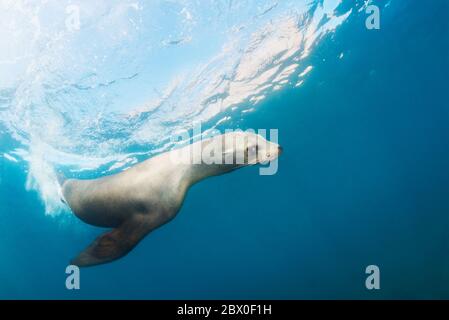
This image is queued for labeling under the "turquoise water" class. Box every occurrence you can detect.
[0,0,448,299]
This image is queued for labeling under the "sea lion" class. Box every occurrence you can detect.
[62,131,282,267]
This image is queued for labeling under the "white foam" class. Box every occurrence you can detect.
[0,0,352,215]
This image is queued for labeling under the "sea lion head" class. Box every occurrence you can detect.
[221,131,282,167]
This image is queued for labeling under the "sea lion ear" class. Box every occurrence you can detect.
[71,215,152,267]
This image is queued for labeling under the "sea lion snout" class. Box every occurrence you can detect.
[259,140,282,164]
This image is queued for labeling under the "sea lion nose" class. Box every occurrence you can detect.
[278,146,283,155]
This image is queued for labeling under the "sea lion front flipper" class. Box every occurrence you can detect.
[71,215,151,267]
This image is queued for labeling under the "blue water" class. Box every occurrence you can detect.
[0,0,448,299]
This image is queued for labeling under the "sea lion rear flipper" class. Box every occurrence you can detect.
[71,215,151,267]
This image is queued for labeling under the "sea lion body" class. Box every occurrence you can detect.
[63,152,188,228]
[62,132,281,267]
